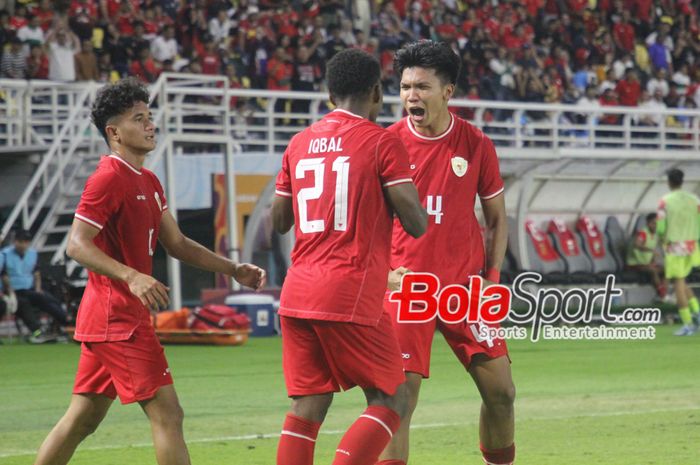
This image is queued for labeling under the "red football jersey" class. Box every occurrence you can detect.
[388,113,504,284]
[74,155,168,342]
[276,109,413,326]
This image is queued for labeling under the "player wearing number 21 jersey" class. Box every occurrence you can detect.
[273,49,426,465]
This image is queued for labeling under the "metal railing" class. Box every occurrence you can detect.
[2,75,700,245]
[4,75,700,156]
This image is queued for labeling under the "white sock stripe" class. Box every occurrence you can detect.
[483,460,512,465]
[359,414,393,438]
[280,430,316,443]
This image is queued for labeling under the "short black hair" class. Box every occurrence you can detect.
[326,48,380,100]
[91,77,150,145]
[667,168,684,188]
[646,212,657,223]
[14,229,32,241]
[393,40,461,85]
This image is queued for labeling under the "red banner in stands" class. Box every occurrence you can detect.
[547,218,580,257]
[525,220,559,262]
[577,216,605,258]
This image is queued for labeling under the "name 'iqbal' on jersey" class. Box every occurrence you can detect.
[276,109,414,326]
[388,113,504,285]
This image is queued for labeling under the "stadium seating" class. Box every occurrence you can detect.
[546,218,597,283]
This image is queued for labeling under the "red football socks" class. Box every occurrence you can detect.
[277,414,321,465]
[376,460,407,465]
[332,406,400,465]
[480,443,516,465]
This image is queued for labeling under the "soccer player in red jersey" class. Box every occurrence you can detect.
[34,78,266,465]
[377,41,515,465]
[272,49,427,465]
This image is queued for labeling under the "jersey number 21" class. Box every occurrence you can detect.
[295,156,350,233]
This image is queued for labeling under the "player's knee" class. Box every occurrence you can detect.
[151,402,185,429]
[484,382,516,410]
[70,413,102,439]
[290,394,333,423]
[166,403,185,428]
[388,382,409,418]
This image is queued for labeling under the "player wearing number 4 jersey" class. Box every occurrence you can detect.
[34,78,265,465]
[273,49,427,465]
[378,41,515,465]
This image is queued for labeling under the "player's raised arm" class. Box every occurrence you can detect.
[384,183,427,238]
[158,210,266,290]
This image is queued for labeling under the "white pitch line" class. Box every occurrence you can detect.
[1,406,698,458]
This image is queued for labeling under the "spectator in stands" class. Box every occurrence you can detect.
[123,21,150,63]
[626,213,668,300]
[672,63,691,95]
[32,0,54,32]
[647,67,670,98]
[68,0,97,41]
[657,169,700,336]
[151,24,178,64]
[1,230,68,336]
[208,8,231,46]
[16,13,44,47]
[575,84,600,122]
[611,52,634,81]
[129,46,159,83]
[615,67,641,106]
[0,11,11,56]
[648,32,672,72]
[45,24,79,82]
[9,3,27,31]
[0,251,49,344]
[635,89,664,126]
[74,38,98,81]
[199,36,222,75]
[26,42,48,79]
[97,51,118,82]
[612,10,635,53]
[103,23,129,76]
[324,23,347,60]
[1,36,27,78]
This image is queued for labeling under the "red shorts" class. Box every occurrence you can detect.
[73,324,173,404]
[281,311,406,397]
[383,292,509,378]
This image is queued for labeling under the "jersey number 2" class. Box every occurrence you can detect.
[295,156,349,233]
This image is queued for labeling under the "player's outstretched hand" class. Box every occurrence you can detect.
[388,266,412,291]
[233,263,267,291]
[126,270,170,311]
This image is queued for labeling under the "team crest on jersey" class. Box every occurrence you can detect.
[451,156,468,177]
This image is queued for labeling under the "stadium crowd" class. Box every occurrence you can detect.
[0,0,699,118]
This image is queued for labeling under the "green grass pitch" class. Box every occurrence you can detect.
[1,327,698,464]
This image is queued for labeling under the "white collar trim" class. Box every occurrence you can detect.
[109,153,143,175]
[406,113,455,141]
[331,108,363,119]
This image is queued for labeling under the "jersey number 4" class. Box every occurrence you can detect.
[295,156,350,233]
[427,195,443,224]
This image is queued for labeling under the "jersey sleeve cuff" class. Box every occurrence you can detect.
[75,213,104,230]
[382,178,413,188]
[480,186,505,200]
[275,189,293,197]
